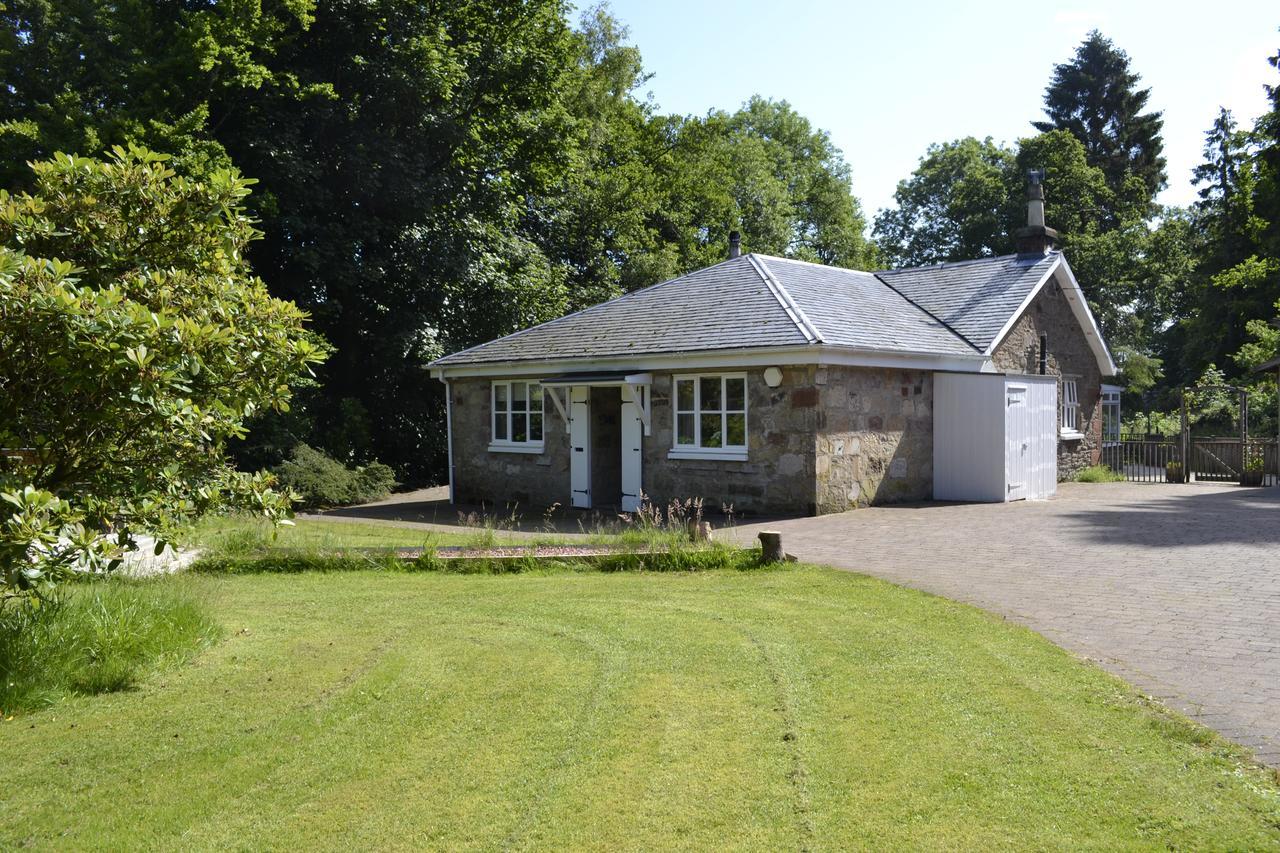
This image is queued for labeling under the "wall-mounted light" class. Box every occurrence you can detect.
[763,366,783,387]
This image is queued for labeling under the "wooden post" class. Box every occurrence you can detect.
[1240,388,1250,485]
[1180,389,1190,483]
[687,520,711,542]
[758,530,784,563]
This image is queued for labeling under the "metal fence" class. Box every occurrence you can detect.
[1101,436,1279,485]
[1101,438,1180,483]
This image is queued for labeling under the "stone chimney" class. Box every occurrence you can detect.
[1014,168,1058,257]
[728,230,742,259]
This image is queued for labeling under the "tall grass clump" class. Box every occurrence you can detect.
[1074,464,1125,483]
[0,580,220,714]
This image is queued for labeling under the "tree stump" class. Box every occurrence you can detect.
[758,530,784,563]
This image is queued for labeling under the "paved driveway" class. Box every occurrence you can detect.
[724,482,1280,766]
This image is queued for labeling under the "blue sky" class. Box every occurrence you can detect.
[591,0,1278,222]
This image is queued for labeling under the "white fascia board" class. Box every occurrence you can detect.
[1054,256,1120,377]
[430,345,988,380]
[983,258,1060,359]
[982,255,1119,378]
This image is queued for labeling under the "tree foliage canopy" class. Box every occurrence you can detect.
[1033,30,1167,206]
[0,1,874,482]
[0,148,323,605]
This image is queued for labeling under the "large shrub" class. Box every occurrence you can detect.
[0,147,326,607]
[272,444,397,509]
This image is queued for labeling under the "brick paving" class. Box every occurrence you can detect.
[723,482,1280,766]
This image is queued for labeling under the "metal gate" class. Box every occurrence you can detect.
[1102,384,1279,486]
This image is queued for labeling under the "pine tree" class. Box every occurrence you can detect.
[1034,31,1166,209]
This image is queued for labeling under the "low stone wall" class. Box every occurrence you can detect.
[814,366,933,513]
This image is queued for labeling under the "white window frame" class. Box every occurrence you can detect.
[1101,388,1122,444]
[1060,378,1083,439]
[668,373,748,461]
[489,380,544,453]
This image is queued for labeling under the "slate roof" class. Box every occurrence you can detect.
[432,255,811,366]
[431,252,1060,367]
[876,253,1057,353]
[754,256,976,356]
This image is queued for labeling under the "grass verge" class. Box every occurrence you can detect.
[179,514,503,553]
[0,580,220,714]
[2,567,1278,848]
[190,541,762,575]
[177,513,694,554]
[1074,464,1126,483]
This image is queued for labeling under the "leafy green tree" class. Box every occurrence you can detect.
[0,0,316,187]
[1173,102,1278,384]
[1015,130,1160,344]
[1033,30,1166,206]
[873,137,1016,267]
[0,148,323,606]
[1,0,878,484]
[662,98,875,270]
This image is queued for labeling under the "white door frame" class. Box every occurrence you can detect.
[620,386,645,512]
[569,386,591,509]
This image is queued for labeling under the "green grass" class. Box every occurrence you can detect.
[182,513,710,557]
[2,567,1278,849]
[0,581,220,714]
[1074,464,1126,483]
[191,541,760,575]
[180,514,535,553]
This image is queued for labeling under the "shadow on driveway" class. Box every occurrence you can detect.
[1057,483,1280,548]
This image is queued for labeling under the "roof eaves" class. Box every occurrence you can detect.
[747,254,825,345]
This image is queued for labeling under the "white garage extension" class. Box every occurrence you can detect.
[933,373,1059,502]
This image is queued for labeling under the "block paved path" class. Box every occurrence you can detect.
[723,482,1280,766]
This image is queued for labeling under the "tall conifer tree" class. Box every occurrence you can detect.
[1034,31,1166,210]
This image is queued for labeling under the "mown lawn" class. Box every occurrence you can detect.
[180,514,546,552]
[3,567,1279,849]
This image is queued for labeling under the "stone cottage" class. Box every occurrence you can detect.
[430,185,1117,516]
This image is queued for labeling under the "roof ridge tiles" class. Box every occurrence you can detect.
[747,254,825,345]
[876,251,1058,275]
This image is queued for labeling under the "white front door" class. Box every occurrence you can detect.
[1005,384,1029,501]
[569,386,591,509]
[620,388,644,512]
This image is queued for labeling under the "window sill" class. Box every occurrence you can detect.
[1059,430,1086,441]
[668,447,749,462]
[488,443,544,454]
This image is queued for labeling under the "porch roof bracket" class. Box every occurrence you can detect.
[545,385,571,433]
[623,377,652,436]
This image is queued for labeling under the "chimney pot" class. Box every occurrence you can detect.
[728,230,742,259]
[1015,167,1057,256]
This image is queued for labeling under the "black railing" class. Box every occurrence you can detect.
[1101,437,1279,485]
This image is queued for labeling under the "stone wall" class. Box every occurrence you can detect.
[447,377,570,510]
[449,364,938,518]
[641,367,818,516]
[814,366,933,513]
[990,271,1104,479]
[446,368,820,516]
